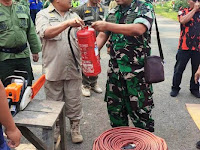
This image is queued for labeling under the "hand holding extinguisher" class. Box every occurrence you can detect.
[76,26,101,76]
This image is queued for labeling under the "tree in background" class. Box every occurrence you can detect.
[174,0,188,11]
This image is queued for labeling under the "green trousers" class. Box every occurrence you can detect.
[104,72,155,132]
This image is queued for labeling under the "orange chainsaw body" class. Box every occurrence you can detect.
[4,70,45,116]
[5,83,23,103]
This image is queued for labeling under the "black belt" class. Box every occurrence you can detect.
[0,43,27,54]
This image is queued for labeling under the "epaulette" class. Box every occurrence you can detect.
[108,7,117,14]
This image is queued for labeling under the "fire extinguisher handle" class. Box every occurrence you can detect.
[68,27,80,73]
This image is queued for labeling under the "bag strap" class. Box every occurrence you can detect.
[154,14,164,60]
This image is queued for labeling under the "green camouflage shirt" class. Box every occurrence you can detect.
[43,0,50,8]
[0,2,41,61]
[106,0,154,76]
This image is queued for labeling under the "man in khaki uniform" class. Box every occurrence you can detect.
[0,0,41,86]
[36,0,85,144]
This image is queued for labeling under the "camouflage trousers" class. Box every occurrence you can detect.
[104,71,155,132]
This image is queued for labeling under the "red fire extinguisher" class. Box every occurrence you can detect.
[77,26,101,76]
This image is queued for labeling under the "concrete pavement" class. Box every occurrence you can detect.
[15,15,200,150]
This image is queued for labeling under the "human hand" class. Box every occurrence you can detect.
[5,127,21,148]
[68,17,85,28]
[195,68,200,84]
[194,1,200,12]
[91,21,107,32]
[32,53,39,62]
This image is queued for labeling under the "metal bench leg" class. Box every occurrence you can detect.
[59,107,67,150]
[42,128,55,150]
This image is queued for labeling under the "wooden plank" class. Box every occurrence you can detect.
[14,111,59,129]
[25,99,65,114]
[186,103,200,130]
[17,126,47,150]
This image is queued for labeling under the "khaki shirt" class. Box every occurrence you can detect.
[36,4,82,81]
[0,2,41,61]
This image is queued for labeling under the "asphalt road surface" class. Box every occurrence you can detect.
[14,15,200,150]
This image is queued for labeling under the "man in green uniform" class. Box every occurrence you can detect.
[92,0,155,131]
[0,0,41,86]
[14,0,29,7]
[73,0,104,97]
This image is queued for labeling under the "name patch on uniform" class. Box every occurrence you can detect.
[0,22,7,31]
[49,17,59,22]
[16,5,25,13]
[0,12,4,16]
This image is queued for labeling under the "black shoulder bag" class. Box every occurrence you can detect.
[144,15,165,84]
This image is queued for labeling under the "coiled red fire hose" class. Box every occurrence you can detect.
[93,127,168,150]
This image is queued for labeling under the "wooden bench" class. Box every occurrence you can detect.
[186,103,200,130]
[14,99,67,150]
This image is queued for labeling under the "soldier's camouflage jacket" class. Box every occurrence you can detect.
[106,0,155,80]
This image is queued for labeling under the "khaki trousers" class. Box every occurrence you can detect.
[44,79,83,120]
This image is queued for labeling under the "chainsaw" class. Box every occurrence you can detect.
[4,70,45,116]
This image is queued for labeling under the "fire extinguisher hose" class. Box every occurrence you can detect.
[68,26,80,73]
[93,127,168,150]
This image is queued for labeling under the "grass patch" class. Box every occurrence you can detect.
[154,5,178,21]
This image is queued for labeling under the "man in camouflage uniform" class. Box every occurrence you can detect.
[0,0,41,86]
[43,0,50,8]
[73,0,104,97]
[92,0,155,131]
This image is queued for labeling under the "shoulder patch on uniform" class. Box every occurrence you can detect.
[99,7,103,12]
[85,10,91,13]
[0,21,7,30]
[48,4,54,12]
[0,12,4,16]
[16,5,25,13]
[108,8,116,14]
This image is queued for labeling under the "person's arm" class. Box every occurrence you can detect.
[96,32,109,50]
[26,6,41,62]
[44,18,84,39]
[195,65,200,84]
[179,2,200,25]
[92,2,154,36]
[92,21,147,36]
[36,11,84,39]
[0,81,21,148]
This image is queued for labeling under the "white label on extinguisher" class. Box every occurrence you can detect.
[82,63,94,73]
[79,44,88,52]
[79,44,88,48]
